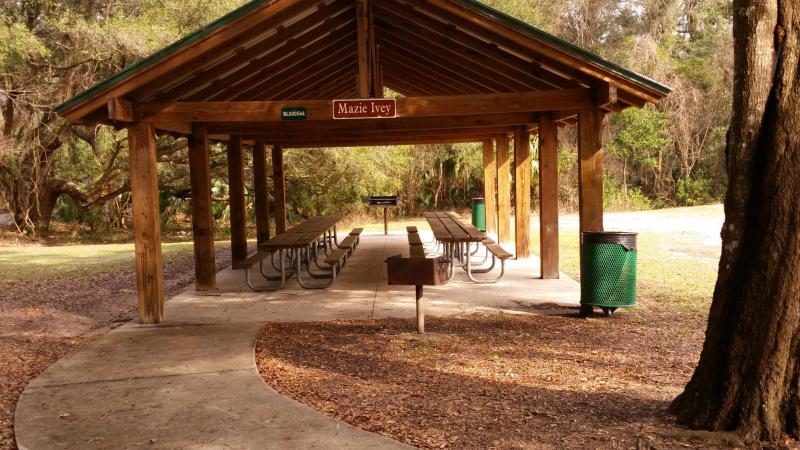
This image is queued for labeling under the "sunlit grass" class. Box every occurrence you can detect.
[0,241,220,284]
[531,212,720,315]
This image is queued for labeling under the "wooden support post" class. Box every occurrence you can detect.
[416,285,425,334]
[496,135,511,246]
[578,107,604,316]
[578,108,604,232]
[538,113,560,279]
[272,145,287,234]
[514,126,532,259]
[482,139,497,235]
[188,123,216,291]
[356,0,372,98]
[252,140,271,246]
[128,123,164,324]
[227,135,248,267]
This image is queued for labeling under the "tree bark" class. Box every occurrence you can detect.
[670,0,800,442]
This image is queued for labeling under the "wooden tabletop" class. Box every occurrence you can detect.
[424,212,484,243]
[260,216,340,250]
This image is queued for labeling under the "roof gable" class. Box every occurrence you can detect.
[56,0,671,123]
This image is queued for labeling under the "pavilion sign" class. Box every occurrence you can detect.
[332,98,397,120]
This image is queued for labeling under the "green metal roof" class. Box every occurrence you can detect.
[55,0,670,117]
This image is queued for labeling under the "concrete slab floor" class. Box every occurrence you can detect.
[14,233,580,449]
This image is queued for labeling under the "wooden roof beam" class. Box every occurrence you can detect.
[375,0,561,90]
[406,0,598,87]
[206,112,537,135]
[256,47,357,100]
[155,0,356,102]
[133,89,593,122]
[227,125,515,141]
[63,0,322,122]
[263,134,497,148]
[378,21,529,93]
[380,48,483,94]
[200,26,357,101]
[228,36,356,101]
[382,74,440,97]
[275,60,358,100]
[306,72,358,100]
[417,0,664,104]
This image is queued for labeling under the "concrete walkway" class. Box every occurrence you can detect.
[15,233,580,449]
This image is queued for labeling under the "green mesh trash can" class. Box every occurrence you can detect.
[580,231,637,316]
[471,197,486,232]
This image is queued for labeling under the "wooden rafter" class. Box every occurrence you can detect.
[257,49,357,100]
[276,60,358,100]
[379,48,477,94]
[417,0,664,104]
[378,21,529,92]
[63,0,319,122]
[382,73,440,97]
[157,0,355,102]
[208,29,357,101]
[375,2,556,90]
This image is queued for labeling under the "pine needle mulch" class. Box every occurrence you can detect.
[256,306,791,449]
[0,246,232,450]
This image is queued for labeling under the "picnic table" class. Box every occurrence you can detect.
[240,216,361,291]
[424,212,512,283]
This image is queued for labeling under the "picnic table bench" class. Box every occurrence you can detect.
[239,216,362,291]
[424,212,511,283]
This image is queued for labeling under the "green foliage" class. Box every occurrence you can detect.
[603,173,654,211]
[676,177,715,206]
[608,107,672,168]
[0,22,49,73]
[0,0,734,237]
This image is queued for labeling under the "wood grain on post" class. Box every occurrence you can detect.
[578,108,604,315]
[496,135,511,246]
[227,135,248,267]
[578,108,604,232]
[252,140,271,246]
[482,139,497,235]
[188,123,217,291]
[356,0,371,98]
[538,113,560,279]
[416,285,425,334]
[514,126,532,259]
[272,145,287,234]
[128,123,164,324]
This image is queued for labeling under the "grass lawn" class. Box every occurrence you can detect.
[0,240,232,284]
[534,204,723,314]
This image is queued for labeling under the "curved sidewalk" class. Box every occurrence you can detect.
[15,234,579,449]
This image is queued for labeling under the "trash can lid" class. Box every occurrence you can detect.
[581,231,638,251]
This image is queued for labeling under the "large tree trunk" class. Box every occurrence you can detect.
[670,0,800,442]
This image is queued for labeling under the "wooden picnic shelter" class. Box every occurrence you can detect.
[55,0,671,324]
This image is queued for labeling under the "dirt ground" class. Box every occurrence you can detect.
[255,304,797,450]
[0,244,232,450]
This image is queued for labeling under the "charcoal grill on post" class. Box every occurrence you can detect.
[386,255,450,333]
[367,195,399,235]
